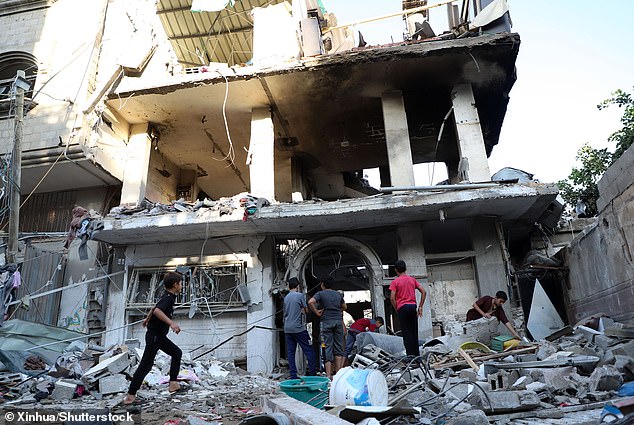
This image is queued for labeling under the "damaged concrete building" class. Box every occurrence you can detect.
[0,0,563,375]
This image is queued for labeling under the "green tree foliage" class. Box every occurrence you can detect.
[557,87,634,216]
[598,88,634,159]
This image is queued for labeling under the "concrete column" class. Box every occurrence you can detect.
[246,237,276,374]
[451,84,491,182]
[381,91,415,187]
[104,247,127,347]
[396,225,433,340]
[249,107,275,201]
[121,123,152,205]
[471,219,511,320]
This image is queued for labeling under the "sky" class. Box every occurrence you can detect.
[324,0,634,184]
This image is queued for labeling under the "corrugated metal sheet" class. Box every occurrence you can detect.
[12,245,65,326]
[157,0,285,66]
[20,190,77,232]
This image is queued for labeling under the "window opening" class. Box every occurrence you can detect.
[126,263,247,312]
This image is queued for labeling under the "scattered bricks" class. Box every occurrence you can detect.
[468,389,540,413]
[51,379,77,401]
[446,409,489,425]
[99,374,128,395]
[589,365,623,391]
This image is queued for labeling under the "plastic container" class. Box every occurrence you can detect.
[329,367,388,406]
[279,376,330,409]
[618,381,634,397]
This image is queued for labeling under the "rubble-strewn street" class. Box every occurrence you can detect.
[2,314,633,424]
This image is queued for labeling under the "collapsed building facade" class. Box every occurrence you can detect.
[0,0,564,374]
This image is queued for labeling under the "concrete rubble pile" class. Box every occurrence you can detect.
[263,316,634,425]
[107,192,270,220]
[0,342,280,424]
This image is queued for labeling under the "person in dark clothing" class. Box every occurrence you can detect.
[389,260,426,357]
[466,290,521,340]
[123,271,183,405]
[308,276,347,379]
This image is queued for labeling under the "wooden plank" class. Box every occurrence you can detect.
[457,347,480,372]
[432,345,538,369]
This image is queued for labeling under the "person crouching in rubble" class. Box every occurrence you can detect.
[466,290,522,340]
[345,316,384,361]
[123,271,183,405]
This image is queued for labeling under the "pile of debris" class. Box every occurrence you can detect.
[263,315,634,425]
[0,341,280,424]
[107,192,270,221]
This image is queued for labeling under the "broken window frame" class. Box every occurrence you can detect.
[126,262,248,314]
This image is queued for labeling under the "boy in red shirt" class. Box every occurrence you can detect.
[389,260,426,357]
[345,317,383,359]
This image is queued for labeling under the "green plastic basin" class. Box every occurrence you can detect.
[279,376,330,408]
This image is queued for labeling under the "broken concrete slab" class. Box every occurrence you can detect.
[261,394,353,425]
[99,373,128,395]
[468,389,540,413]
[81,352,132,383]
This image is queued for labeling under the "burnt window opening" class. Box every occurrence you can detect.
[0,51,38,119]
[126,263,248,313]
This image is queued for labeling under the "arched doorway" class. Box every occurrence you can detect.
[286,236,385,371]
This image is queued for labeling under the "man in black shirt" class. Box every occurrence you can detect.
[123,271,183,405]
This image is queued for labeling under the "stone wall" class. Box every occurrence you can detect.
[565,144,634,324]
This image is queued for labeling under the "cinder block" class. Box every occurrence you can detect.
[51,379,77,401]
[99,374,128,395]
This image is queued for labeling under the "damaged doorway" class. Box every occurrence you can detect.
[285,236,384,373]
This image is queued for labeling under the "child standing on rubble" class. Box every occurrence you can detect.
[123,271,183,405]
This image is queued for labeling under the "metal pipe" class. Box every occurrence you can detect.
[380,183,502,192]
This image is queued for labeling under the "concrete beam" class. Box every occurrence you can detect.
[451,84,491,182]
[121,123,152,206]
[396,225,432,340]
[381,90,415,187]
[262,394,354,425]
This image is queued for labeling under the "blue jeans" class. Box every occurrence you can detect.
[345,330,361,357]
[285,330,316,379]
